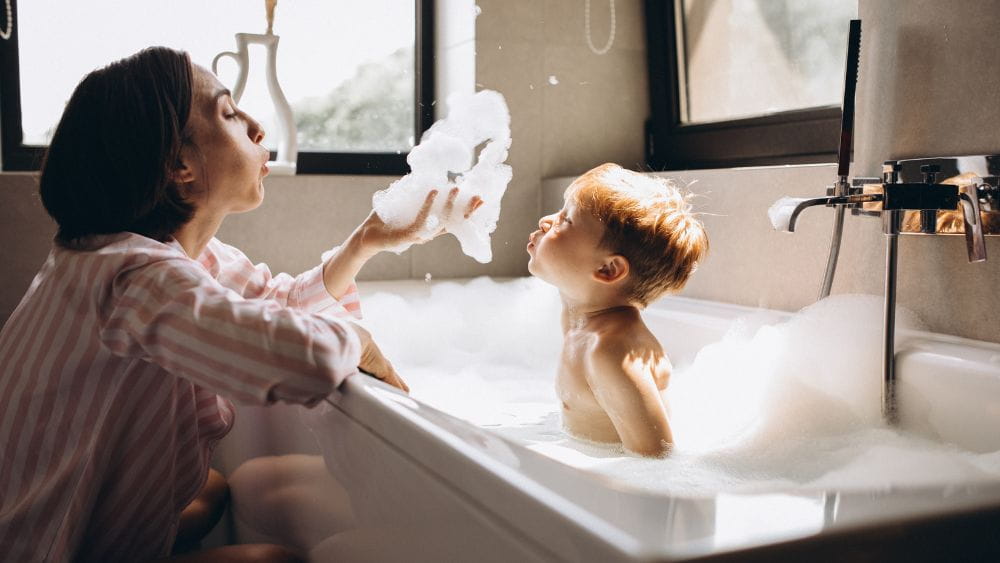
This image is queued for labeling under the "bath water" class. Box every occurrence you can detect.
[360,277,1000,494]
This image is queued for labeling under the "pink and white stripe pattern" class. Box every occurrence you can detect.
[0,232,362,562]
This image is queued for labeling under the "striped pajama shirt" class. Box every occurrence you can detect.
[0,232,362,562]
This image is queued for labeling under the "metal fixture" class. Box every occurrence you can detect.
[818,18,862,301]
[776,18,997,423]
[784,160,995,423]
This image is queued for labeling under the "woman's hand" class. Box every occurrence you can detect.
[321,188,483,301]
[357,187,484,255]
[350,323,409,393]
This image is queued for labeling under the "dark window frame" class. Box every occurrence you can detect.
[643,0,842,171]
[1,0,434,175]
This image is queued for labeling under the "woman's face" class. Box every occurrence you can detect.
[178,64,270,216]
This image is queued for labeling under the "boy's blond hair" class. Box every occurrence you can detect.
[569,163,708,306]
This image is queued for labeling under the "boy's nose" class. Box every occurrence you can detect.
[538,215,553,232]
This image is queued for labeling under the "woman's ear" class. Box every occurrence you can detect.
[170,145,198,185]
[594,254,629,284]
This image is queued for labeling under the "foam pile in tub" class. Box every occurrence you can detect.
[362,278,1000,494]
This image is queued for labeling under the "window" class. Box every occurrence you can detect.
[0,0,434,174]
[645,0,857,170]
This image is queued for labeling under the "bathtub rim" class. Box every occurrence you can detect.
[332,370,1000,561]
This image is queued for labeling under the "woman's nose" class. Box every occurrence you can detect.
[247,115,265,144]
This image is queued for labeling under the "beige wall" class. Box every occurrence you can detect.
[854,0,1000,177]
[0,173,56,324]
[465,0,649,275]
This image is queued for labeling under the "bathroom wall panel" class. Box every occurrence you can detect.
[543,0,646,52]
[541,44,649,178]
[0,173,55,326]
[216,175,412,281]
[540,0,648,178]
[854,0,1000,177]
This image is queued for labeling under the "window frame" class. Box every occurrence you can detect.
[0,0,434,175]
[643,0,842,171]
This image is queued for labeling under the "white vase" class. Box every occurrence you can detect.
[213,32,298,175]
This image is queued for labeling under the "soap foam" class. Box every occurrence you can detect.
[371,91,512,263]
[361,277,1000,494]
[768,197,808,231]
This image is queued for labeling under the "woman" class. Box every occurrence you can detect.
[0,47,480,562]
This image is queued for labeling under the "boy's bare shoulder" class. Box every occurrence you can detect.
[587,314,662,355]
[583,317,671,388]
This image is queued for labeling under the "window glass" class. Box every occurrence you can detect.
[678,0,857,124]
[18,0,415,153]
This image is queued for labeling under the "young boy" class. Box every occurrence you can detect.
[527,163,708,457]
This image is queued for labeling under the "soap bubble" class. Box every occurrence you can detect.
[768,197,808,231]
[372,90,512,263]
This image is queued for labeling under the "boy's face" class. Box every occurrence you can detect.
[527,194,609,290]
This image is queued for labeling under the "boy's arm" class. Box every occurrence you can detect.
[585,340,673,457]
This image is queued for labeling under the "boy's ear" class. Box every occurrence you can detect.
[594,254,629,284]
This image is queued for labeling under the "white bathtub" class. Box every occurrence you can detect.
[213,279,1000,561]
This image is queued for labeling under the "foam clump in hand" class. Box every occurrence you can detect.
[767,197,808,231]
[372,90,512,263]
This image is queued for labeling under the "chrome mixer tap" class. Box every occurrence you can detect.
[769,18,997,424]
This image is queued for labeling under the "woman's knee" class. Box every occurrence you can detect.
[201,468,230,507]
[174,468,231,549]
[191,468,230,524]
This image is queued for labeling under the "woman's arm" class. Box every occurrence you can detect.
[322,187,483,299]
[100,256,366,405]
[202,239,359,319]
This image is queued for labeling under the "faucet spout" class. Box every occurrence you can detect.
[772,193,882,232]
[787,196,842,232]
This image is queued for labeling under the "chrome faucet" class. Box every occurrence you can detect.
[779,156,997,423]
[784,193,879,232]
[770,18,997,424]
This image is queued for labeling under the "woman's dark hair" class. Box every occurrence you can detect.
[39,46,196,244]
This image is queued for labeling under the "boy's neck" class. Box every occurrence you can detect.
[559,292,637,330]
